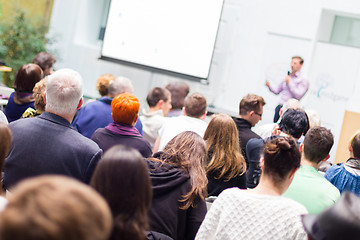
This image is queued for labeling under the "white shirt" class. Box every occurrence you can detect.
[140,109,166,148]
[158,115,207,151]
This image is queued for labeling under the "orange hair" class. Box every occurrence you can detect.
[111,93,140,125]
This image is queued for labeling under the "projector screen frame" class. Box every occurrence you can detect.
[99,0,225,82]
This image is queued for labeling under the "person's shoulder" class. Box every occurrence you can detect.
[70,128,101,151]
[279,196,308,213]
[249,129,261,138]
[91,127,107,138]
[325,163,344,176]
[218,187,245,200]
[80,99,109,112]
[9,116,38,129]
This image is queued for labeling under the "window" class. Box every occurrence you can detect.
[330,16,360,48]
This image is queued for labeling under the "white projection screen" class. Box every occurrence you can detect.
[101,0,224,80]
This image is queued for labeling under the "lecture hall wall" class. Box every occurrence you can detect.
[49,0,360,161]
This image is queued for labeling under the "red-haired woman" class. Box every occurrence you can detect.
[91,93,152,157]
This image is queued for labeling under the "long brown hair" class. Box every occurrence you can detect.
[162,131,207,209]
[91,145,152,240]
[204,114,246,180]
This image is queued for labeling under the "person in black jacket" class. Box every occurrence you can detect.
[147,131,207,240]
[233,94,266,168]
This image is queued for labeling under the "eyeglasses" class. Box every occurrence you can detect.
[254,112,262,117]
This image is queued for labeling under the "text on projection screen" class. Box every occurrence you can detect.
[101,0,224,79]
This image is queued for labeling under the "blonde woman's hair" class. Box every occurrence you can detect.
[162,131,207,209]
[204,114,246,181]
[33,77,47,112]
[96,74,114,96]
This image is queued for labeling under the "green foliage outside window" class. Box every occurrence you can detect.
[0,8,54,87]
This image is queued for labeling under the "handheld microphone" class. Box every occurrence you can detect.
[287,71,290,75]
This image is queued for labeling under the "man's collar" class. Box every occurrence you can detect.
[39,112,73,128]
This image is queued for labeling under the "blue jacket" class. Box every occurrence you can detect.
[5,92,35,123]
[72,97,143,138]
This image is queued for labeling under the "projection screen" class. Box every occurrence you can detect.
[101,0,224,80]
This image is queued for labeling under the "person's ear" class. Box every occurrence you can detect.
[289,168,298,181]
[200,111,207,120]
[260,157,265,170]
[299,143,304,152]
[322,154,330,162]
[133,114,139,126]
[43,92,47,104]
[157,99,164,109]
[76,97,83,110]
[349,143,353,153]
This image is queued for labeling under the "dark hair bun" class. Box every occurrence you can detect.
[277,137,292,150]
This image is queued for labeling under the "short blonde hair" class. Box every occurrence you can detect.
[0,176,112,240]
[33,77,47,112]
[96,74,114,96]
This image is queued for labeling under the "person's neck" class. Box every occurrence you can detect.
[301,157,320,169]
[46,110,75,124]
[249,175,288,196]
[148,107,162,114]
[291,70,301,76]
[239,115,251,122]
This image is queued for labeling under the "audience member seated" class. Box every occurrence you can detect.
[22,77,47,118]
[73,76,143,138]
[246,108,309,188]
[91,93,152,157]
[204,114,247,196]
[305,109,321,129]
[91,145,170,240]
[254,98,301,139]
[0,123,11,209]
[3,69,102,190]
[301,192,360,240]
[140,87,172,148]
[325,131,360,195]
[283,127,340,214]
[147,131,207,240]
[233,94,266,168]
[274,108,309,141]
[195,136,307,240]
[96,73,115,97]
[32,51,56,76]
[165,81,190,117]
[154,93,208,152]
[246,138,265,188]
[84,73,114,105]
[5,64,43,122]
[0,176,112,240]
